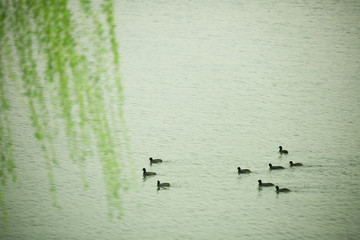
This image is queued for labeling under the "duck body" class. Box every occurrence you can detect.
[142,168,156,176]
[157,180,170,187]
[279,146,288,154]
[289,161,303,166]
[237,167,251,174]
[258,180,274,187]
[149,157,163,163]
[269,163,284,170]
[275,186,290,192]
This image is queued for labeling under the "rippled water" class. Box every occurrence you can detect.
[2,0,360,239]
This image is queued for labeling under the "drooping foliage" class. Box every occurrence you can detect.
[0,0,132,225]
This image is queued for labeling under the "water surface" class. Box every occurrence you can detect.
[2,0,360,239]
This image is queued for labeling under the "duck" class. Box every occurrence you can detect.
[289,161,303,166]
[275,186,290,192]
[157,180,170,187]
[269,163,284,170]
[149,157,162,163]
[237,167,251,174]
[258,180,274,187]
[142,168,156,176]
[279,146,288,154]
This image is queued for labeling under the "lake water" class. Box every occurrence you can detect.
[1,0,360,239]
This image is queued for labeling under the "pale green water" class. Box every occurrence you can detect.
[1,0,360,239]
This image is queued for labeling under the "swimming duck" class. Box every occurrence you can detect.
[269,163,284,170]
[289,161,303,166]
[157,180,170,187]
[258,180,274,187]
[279,146,288,154]
[142,168,156,176]
[275,186,290,192]
[237,167,251,174]
[149,157,162,163]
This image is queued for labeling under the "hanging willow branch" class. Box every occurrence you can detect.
[0,0,132,224]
